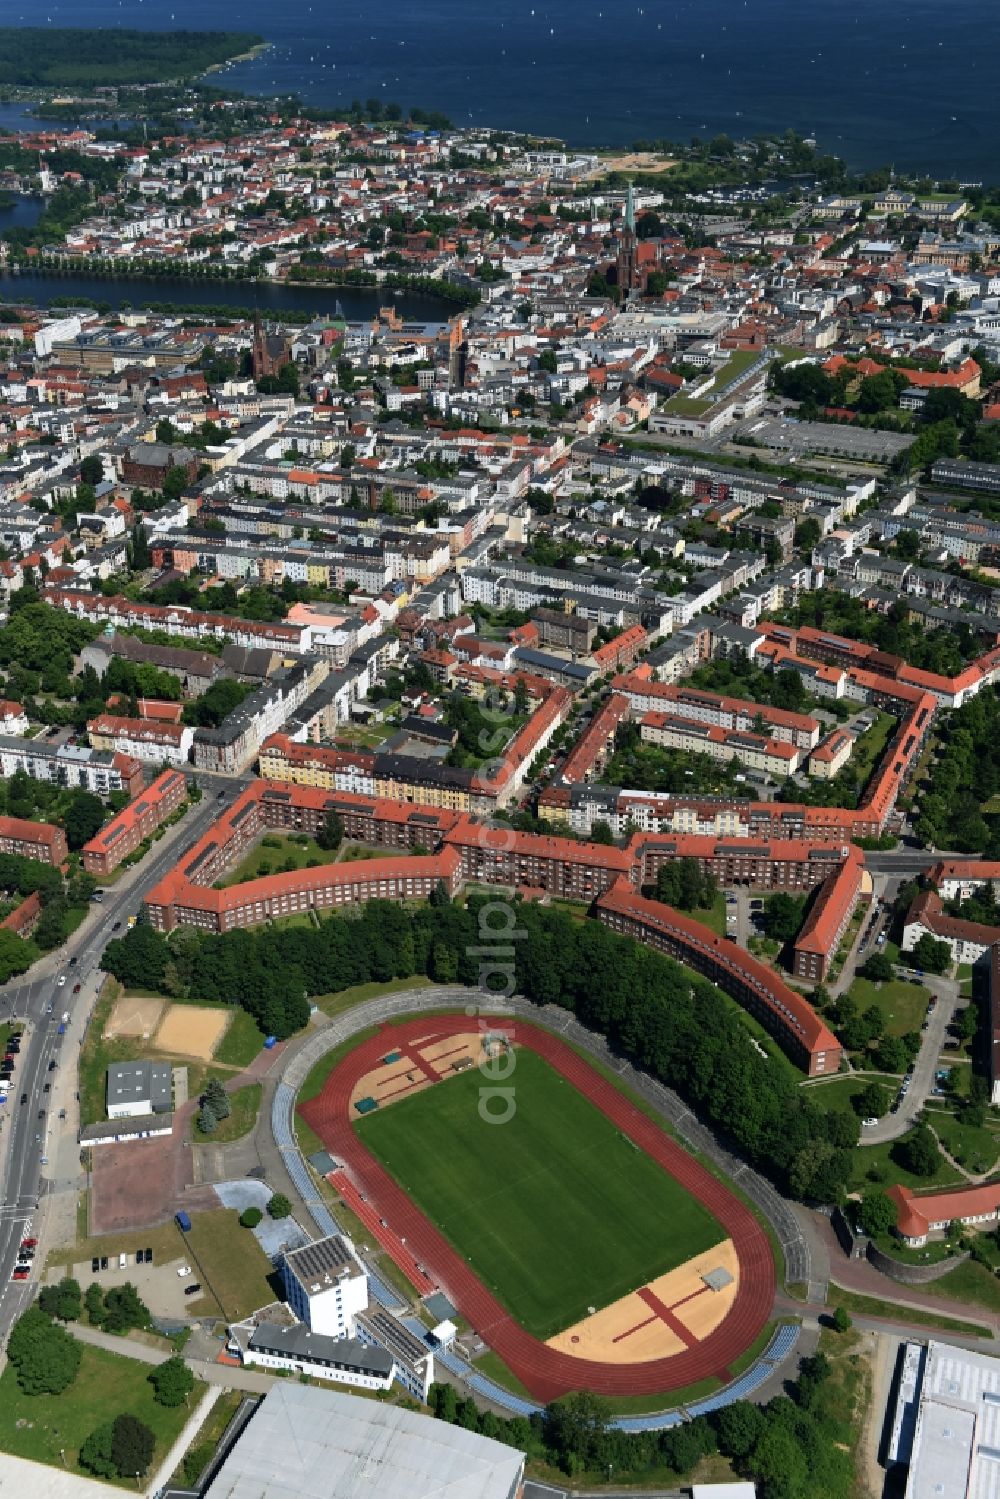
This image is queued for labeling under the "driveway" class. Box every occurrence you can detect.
[862,974,958,1146]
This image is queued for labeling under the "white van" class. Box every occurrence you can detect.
[118,1253,127,1270]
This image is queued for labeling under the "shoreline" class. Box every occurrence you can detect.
[0,260,469,317]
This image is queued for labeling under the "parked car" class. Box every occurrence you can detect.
[92,1257,100,1273]
[176,1264,192,1278]
[183,1283,202,1296]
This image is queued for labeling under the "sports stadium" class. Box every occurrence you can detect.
[300,1014,775,1401]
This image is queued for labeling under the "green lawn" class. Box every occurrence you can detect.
[919,1259,1000,1316]
[828,1287,991,1337]
[851,711,897,785]
[850,1131,964,1192]
[182,1209,278,1321]
[312,975,435,1018]
[846,976,930,1038]
[0,1343,204,1484]
[219,834,337,887]
[688,892,727,937]
[929,1113,1000,1175]
[213,1007,265,1068]
[169,1388,244,1490]
[356,1048,725,1340]
[803,1073,899,1117]
[193,1083,261,1144]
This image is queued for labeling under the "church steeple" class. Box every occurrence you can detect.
[625,179,636,236]
[616,180,641,296]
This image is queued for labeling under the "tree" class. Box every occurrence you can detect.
[748,1421,809,1497]
[267,1192,292,1219]
[38,1277,81,1322]
[858,1190,896,1239]
[831,1305,852,1333]
[62,790,105,851]
[543,1391,613,1471]
[149,1355,195,1408]
[110,1414,155,1478]
[6,1308,82,1394]
[101,1282,150,1335]
[714,1399,766,1459]
[895,1124,942,1179]
[315,809,345,852]
[911,933,951,974]
[79,1422,116,1479]
[79,455,104,486]
[240,1207,263,1229]
[203,1078,230,1121]
[197,1101,218,1135]
[859,951,894,983]
[761,892,805,943]
[854,1081,890,1120]
[84,1281,105,1327]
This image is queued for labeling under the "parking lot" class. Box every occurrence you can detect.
[45,1246,211,1319]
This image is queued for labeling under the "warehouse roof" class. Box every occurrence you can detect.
[203,1383,525,1499]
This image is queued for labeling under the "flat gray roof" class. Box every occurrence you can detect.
[204,1383,525,1499]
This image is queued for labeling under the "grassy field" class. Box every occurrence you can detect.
[220,834,337,887]
[312,975,435,1019]
[829,1286,992,1337]
[193,1082,261,1144]
[213,1008,265,1068]
[182,1209,278,1321]
[357,1048,724,1340]
[803,1073,899,1117]
[852,710,897,785]
[930,1113,1000,1175]
[0,1342,204,1484]
[48,1207,189,1272]
[851,1131,964,1192]
[929,1258,1000,1314]
[168,1388,244,1490]
[688,892,727,937]
[845,976,931,1038]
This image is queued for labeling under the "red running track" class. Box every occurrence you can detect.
[300,1017,775,1401]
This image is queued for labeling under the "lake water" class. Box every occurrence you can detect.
[0,193,43,231]
[1,0,998,178]
[0,266,451,324]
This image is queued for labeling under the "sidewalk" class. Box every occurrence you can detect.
[68,1320,280,1394]
[145,1385,221,1498]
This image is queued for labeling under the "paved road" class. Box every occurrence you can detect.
[861,974,958,1146]
[0,782,243,1348]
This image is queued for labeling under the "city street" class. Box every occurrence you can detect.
[0,781,243,1345]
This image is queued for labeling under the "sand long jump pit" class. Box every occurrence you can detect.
[152,1004,230,1062]
[104,994,166,1040]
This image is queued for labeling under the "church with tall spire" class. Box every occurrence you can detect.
[616,181,642,296]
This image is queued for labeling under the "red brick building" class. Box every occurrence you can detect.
[0,815,68,865]
[81,769,187,876]
[595,880,842,1077]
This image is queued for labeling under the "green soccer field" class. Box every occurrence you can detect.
[355,1048,724,1339]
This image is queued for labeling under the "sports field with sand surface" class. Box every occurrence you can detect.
[350,1030,490,1112]
[546,1240,739,1363]
[104,994,166,1040]
[152,1004,229,1062]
